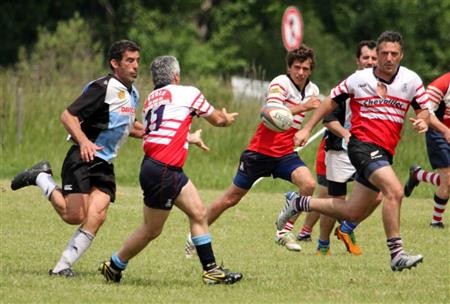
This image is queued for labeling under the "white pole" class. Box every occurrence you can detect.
[251,127,327,187]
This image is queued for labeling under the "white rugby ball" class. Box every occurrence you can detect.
[260,103,293,132]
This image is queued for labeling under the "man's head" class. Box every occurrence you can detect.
[150,55,181,87]
[356,40,377,70]
[108,40,140,87]
[285,45,315,88]
[375,31,404,78]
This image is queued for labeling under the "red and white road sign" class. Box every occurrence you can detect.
[281,6,303,51]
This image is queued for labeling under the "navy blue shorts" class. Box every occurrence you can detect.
[139,156,189,210]
[426,129,450,169]
[347,137,392,192]
[233,150,306,189]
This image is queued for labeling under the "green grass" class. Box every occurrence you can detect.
[1,181,448,303]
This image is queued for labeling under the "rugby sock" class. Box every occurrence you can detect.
[294,195,311,212]
[340,221,358,234]
[282,220,295,233]
[52,227,94,273]
[317,239,330,249]
[111,253,128,271]
[192,233,217,271]
[36,172,57,199]
[387,237,404,261]
[415,169,441,186]
[298,225,312,238]
[431,194,448,224]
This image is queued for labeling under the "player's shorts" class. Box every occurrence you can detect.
[139,156,189,210]
[61,145,116,202]
[233,150,306,190]
[347,137,392,192]
[317,174,328,187]
[325,150,356,183]
[426,128,450,169]
[315,137,327,177]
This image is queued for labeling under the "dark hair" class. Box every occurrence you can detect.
[286,44,316,70]
[107,40,140,70]
[356,40,376,58]
[376,31,403,51]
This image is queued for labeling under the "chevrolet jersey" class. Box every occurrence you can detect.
[330,67,430,155]
[247,75,320,157]
[142,84,214,167]
[67,74,139,163]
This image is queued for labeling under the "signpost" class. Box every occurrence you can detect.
[281,6,303,51]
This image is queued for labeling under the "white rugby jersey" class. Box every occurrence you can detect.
[330,67,430,155]
[426,72,450,128]
[247,75,319,157]
[142,84,214,167]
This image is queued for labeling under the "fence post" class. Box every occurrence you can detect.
[16,87,24,143]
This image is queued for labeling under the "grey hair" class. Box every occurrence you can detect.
[150,55,180,87]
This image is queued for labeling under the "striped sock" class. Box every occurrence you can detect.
[415,169,441,186]
[431,194,448,224]
[299,225,312,237]
[317,239,330,249]
[387,237,404,260]
[282,220,295,233]
[340,221,358,234]
[294,196,311,212]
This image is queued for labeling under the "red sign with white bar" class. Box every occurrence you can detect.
[281,6,303,51]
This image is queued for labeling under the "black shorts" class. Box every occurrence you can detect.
[327,180,347,196]
[426,129,450,169]
[139,156,189,210]
[232,150,306,189]
[347,136,392,192]
[61,145,116,202]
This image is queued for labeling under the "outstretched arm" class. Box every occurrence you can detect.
[204,108,239,127]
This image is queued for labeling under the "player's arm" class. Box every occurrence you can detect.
[325,121,351,144]
[188,129,210,151]
[204,108,239,127]
[129,120,144,138]
[409,108,429,134]
[289,96,321,115]
[294,96,338,146]
[60,109,102,162]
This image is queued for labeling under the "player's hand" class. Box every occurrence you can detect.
[188,129,210,151]
[79,139,103,162]
[294,129,311,147]
[442,128,450,144]
[222,108,239,126]
[409,117,428,134]
[304,96,321,111]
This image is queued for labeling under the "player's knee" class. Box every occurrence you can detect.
[383,186,404,203]
[190,204,208,223]
[299,179,315,196]
[62,213,85,225]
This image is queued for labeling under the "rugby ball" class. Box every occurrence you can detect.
[260,103,293,132]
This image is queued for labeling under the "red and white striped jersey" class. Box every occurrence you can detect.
[247,75,320,157]
[426,72,450,128]
[142,84,214,167]
[331,67,430,155]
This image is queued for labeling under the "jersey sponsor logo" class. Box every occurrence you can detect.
[64,184,73,191]
[362,98,406,109]
[120,106,135,113]
[145,89,172,110]
[269,87,283,94]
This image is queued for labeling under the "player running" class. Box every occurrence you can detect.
[404,72,450,228]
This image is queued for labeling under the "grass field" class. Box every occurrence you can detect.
[1,180,448,304]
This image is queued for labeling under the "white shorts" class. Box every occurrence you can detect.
[325,150,356,183]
